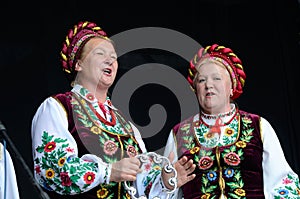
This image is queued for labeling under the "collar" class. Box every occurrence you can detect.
[71,84,117,110]
[200,103,236,125]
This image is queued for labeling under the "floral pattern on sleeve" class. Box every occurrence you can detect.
[140,156,163,197]
[34,131,101,194]
[273,172,300,198]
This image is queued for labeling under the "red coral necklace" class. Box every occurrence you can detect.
[88,101,116,126]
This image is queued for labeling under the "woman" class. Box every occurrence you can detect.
[31,21,194,199]
[164,44,300,198]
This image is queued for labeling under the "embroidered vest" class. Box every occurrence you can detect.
[174,110,264,199]
[46,92,143,199]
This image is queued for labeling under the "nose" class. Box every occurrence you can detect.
[104,56,116,65]
[205,79,213,89]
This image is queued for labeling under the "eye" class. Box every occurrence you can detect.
[213,77,221,80]
[96,52,104,56]
[198,78,205,83]
[110,53,117,60]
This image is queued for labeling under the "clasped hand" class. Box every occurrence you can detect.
[110,157,142,182]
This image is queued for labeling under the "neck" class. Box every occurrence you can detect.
[77,82,109,103]
[201,103,234,116]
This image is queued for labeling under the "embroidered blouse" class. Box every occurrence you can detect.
[164,104,300,199]
[31,84,170,199]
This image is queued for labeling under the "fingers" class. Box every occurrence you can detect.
[187,173,196,181]
[185,161,196,174]
[175,156,197,188]
[177,156,194,170]
[110,157,142,182]
[168,151,175,163]
[126,157,142,174]
[177,155,188,165]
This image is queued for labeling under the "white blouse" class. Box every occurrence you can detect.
[31,85,173,198]
[164,109,300,199]
[0,143,20,199]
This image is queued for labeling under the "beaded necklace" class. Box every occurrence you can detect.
[200,107,237,135]
[87,99,116,126]
[201,108,236,120]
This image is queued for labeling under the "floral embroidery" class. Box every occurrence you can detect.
[91,126,102,134]
[194,149,214,170]
[190,146,200,154]
[44,141,56,152]
[103,140,118,155]
[191,113,254,198]
[60,172,72,186]
[97,187,109,198]
[207,171,217,181]
[200,193,211,199]
[58,157,66,167]
[34,131,99,194]
[198,156,214,170]
[224,168,234,178]
[49,88,163,197]
[224,151,240,166]
[274,172,300,198]
[45,168,55,179]
[142,160,162,197]
[235,140,246,148]
[234,188,246,196]
[224,128,234,136]
[126,145,137,157]
[35,165,41,174]
[84,172,96,184]
[86,93,95,101]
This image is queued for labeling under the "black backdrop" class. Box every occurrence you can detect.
[1,1,300,198]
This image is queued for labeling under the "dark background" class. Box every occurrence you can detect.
[1,1,300,198]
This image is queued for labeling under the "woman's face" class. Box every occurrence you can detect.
[75,37,118,91]
[194,60,232,114]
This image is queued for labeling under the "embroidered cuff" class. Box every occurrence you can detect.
[104,163,112,184]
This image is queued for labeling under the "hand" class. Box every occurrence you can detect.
[174,153,196,188]
[162,151,196,189]
[110,157,142,182]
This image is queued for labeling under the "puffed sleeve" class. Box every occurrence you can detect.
[130,122,177,198]
[0,143,20,199]
[261,117,300,198]
[162,129,183,199]
[31,97,112,195]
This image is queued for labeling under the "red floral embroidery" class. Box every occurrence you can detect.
[35,165,41,174]
[224,152,240,166]
[84,172,96,184]
[103,140,118,155]
[282,178,293,184]
[144,163,151,171]
[86,93,95,101]
[66,147,74,153]
[198,156,213,170]
[126,145,137,157]
[44,141,56,152]
[60,172,72,186]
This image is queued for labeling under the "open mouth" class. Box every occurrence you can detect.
[103,68,112,75]
[206,92,214,96]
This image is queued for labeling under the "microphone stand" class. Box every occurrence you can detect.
[0,120,50,199]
